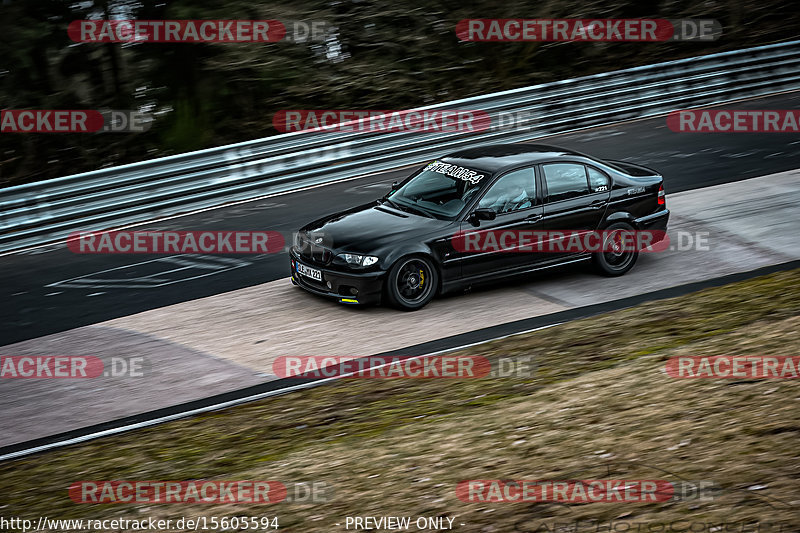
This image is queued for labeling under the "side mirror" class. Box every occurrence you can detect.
[470,207,496,224]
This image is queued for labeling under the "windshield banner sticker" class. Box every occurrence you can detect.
[425,161,485,184]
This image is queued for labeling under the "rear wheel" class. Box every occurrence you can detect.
[593,221,638,276]
[385,256,438,311]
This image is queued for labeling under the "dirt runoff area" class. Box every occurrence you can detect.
[1,269,798,533]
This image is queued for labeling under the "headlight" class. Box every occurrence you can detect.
[294,231,309,248]
[337,253,379,267]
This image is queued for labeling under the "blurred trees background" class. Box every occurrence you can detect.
[0,0,797,186]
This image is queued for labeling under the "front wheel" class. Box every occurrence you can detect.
[593,222,639,276]
[385,256,438,311]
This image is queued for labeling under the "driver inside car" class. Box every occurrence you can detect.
[478,171,534,213]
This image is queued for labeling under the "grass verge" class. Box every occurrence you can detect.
[1,269,799,531]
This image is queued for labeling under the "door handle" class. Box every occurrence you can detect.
[525,213,543,222]
[590,200,607,208]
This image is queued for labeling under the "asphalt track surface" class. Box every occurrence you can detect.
[1,92,800,453]
[3,91,800,345]
[2,168,798,452]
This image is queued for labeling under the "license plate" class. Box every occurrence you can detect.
[296,262,322,282]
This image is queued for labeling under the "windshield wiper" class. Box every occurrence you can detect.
[398,201,435,218]
[381,198,433,218]
[380,197,401,209]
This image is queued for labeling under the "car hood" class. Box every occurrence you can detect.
[300,202,454,253]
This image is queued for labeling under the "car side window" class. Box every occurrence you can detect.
[542,163,590,202]
[478,167,536,214]
[587,166,610,192]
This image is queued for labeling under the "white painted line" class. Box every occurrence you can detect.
[46,255,251,289]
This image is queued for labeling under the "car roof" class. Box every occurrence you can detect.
[441,143,591,173]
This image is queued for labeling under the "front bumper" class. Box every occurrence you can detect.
[289,248,386,305]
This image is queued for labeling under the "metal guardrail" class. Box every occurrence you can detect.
[2,40,800,252]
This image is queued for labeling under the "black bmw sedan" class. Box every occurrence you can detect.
[290,143,669,310]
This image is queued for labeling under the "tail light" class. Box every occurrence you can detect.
[657,184,666,206]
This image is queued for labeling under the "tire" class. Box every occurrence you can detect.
[592,221,639,276]
[385,256,438,311]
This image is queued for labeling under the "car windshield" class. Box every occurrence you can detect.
[385,161,489,220]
